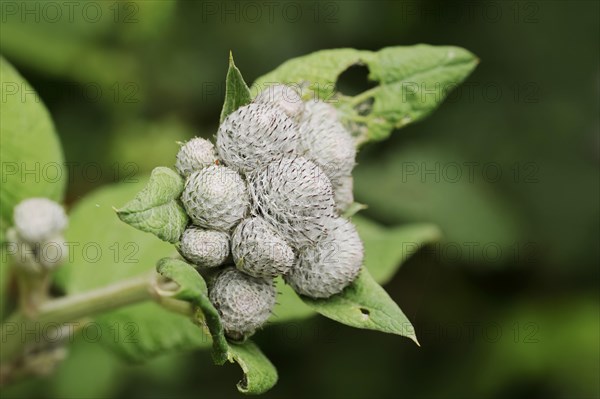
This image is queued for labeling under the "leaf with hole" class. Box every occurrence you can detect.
[301,268,419,344]
[269,215,440,323]
[253,45,478,144]
[116,167,188,243]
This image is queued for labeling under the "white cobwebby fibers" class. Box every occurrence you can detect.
[285,217,363,298]
[180,227,230,268]
[231,217,295,278]
[181,165,250,231]
[175,137,217,177]
[298,100,356,182]
[248,156,335,249]
[209,268,276,337]
[216,103,300,174]
[254,84,305,121]
[333,175,354,213]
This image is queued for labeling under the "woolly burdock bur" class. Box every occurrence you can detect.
[216,103,300,174]
[175,137,217,177]
[181,165,249,231]
[285,217,364,298]
[249,156,335,249]
[209,268,276,339]
[232,217,295,278]
[179,227,230,268]
[298,100,356,183]
[253,83,305,121]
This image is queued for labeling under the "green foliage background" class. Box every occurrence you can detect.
[1,1,598,398]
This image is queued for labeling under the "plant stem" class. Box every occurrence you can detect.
[1,272,156,363]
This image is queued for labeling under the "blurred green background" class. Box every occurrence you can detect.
[1,0,598,398]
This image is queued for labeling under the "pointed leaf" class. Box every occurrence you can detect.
[270,215,440,322]
[116,167,188,243]
[253,45,478,143]
[343,202,368,218]
[220,53,252,123]
[301,268,419,345]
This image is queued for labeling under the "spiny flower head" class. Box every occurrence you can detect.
[249,156,335,249]
[216,103,299,174]
[232,217,295,278]
[181,165,249,231]
[209,267,276,339]
[175,137,218,177]
[13,198,68,243]
[179,227,230,268]
[298,100,356,182]
[253,84,305,121]
[285,217,363,298]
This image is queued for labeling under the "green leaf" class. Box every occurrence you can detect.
[269,278,314,323]
[156,258,229,364]
[60,180,278,394]
[116,167,188,243]
[354,143,521,263]
[56,178,211,362]
[252,45,478,143]
[220,52,252,123]
[353,216,441,284]
[301,268,419,345]
[227,341,278,394]
[156,259,277,393]
[0,56,66,228]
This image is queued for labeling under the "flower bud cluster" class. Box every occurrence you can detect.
[174,84,362,338]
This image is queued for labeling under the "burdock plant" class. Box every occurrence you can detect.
[0,47,477,393]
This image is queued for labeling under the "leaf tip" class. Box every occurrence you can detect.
[411,334,421,347]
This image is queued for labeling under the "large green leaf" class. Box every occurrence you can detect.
[220,53,252,123]
[269,215,440,323]
[57,179,211,362]
[354,143,521,263]
[0,57,66,228]
[116,167,188,243]
[253,45,478,143]
[301,268,419,344]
